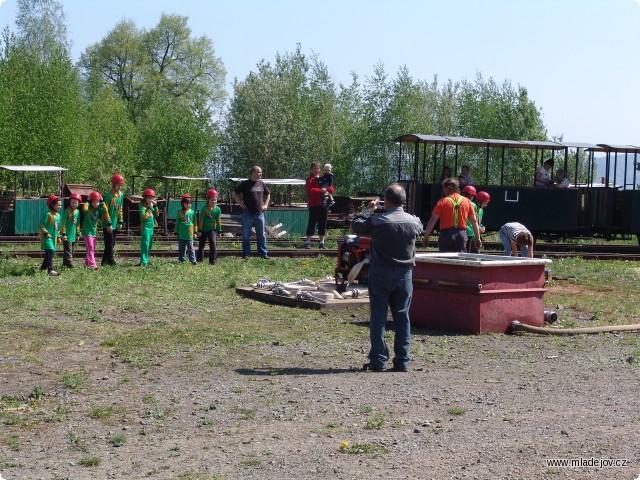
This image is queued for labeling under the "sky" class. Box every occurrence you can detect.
[1,0,639,147]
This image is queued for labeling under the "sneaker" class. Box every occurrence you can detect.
[391,364,408,372]
[318,243,326,249]
[261,256,270,260]
[304,242,311,249]
[48,270,59,276]
[242,256,249,260]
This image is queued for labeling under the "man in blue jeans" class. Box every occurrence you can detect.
[232,166,271,259]
[351,184,423,372]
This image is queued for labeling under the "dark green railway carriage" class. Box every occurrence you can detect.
[395,135,640,240]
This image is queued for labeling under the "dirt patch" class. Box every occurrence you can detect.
[2,319,639,480]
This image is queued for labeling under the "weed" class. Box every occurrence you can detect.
[5,435,21,451]
[358,405,373,414]
[448,407,466,415]
[239,408,255,420]
[79,456,101,467]
[365,413,385,430]
[109,434,126,446]
[142,394,156,404]
[62,369,90,391]
[66,432,88,452]
[338,442,388,455]
[30,385,45,401]
[87,406,113,419]
[2,413,22,426]
[143,409,166,420]
[54,405,71,415]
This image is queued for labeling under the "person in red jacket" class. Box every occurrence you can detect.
[304,161,334,249]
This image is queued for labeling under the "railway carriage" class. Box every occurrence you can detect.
[394,134,640,242]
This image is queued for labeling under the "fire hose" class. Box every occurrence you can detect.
[511,320,640,335]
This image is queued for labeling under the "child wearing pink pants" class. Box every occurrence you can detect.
[82,191,110,268]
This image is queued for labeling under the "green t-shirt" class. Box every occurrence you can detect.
[82,203,110,237]
[466,201,479,238]
[139,204,159,233]
[60,207,80,243]
[102,190,124,230]
[198,205,222,233]
[176,208,197,240]
[39,211,61,250]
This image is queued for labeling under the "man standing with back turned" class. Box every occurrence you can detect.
[232,165,271,259]
[351,183,423,372]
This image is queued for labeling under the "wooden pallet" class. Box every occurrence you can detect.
[236,286,369,310]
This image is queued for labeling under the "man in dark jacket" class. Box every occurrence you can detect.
[351,183,423,372]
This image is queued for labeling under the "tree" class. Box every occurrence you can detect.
[0,0,84,187]
[14,0,69,60]
[80,20,147,118]
[144,14,226,115]
[79,14,226,180]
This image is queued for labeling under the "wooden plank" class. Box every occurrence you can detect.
[235,286,368,310]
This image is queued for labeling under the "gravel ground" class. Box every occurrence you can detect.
[2,289,640,480]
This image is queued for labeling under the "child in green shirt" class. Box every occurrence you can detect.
[39,195,62,276]
[139,189,159,266]
[102,173,125,266]
[82,191,110,268]
[176,193,197,264]
[197,189,222,265]
[60,193,82,268]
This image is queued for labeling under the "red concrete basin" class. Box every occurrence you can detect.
[410,253,552,333]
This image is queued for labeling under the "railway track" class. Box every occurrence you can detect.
[3,245,640,261]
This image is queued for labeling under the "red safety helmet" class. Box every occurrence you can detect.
[111,174,125,185]
[46,195,61,208]
[69,193,82,202]
[143,188,156,198]
[89,191,102,202]
[463,185,477,196]
[181,193,192,202]
[206,188,218,198]
[476,191,491,203]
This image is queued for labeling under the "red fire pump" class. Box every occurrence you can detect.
[335,235,371,292]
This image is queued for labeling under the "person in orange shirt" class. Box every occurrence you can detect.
[422,177,481,252]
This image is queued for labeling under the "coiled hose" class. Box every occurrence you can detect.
[511,320,640,335]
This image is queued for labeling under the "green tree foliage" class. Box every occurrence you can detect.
[78,14,226,185]
[221,53,550,195]
[0,1,83,189]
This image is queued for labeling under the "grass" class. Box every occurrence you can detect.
[0,255,354,368]
[4,254,635,372]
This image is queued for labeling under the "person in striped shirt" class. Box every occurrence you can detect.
[499,222,534,257]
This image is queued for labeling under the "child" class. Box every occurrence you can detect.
[475,191,491,242]
[39,195,62,276]
[139,188,159,266]
[102,173,125,266]
[82,191,110,269]
[60,193,82,268]
[176,193,197,265]
[319,163,336,209]
[197,188,222,265]
[461,185,478,253]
